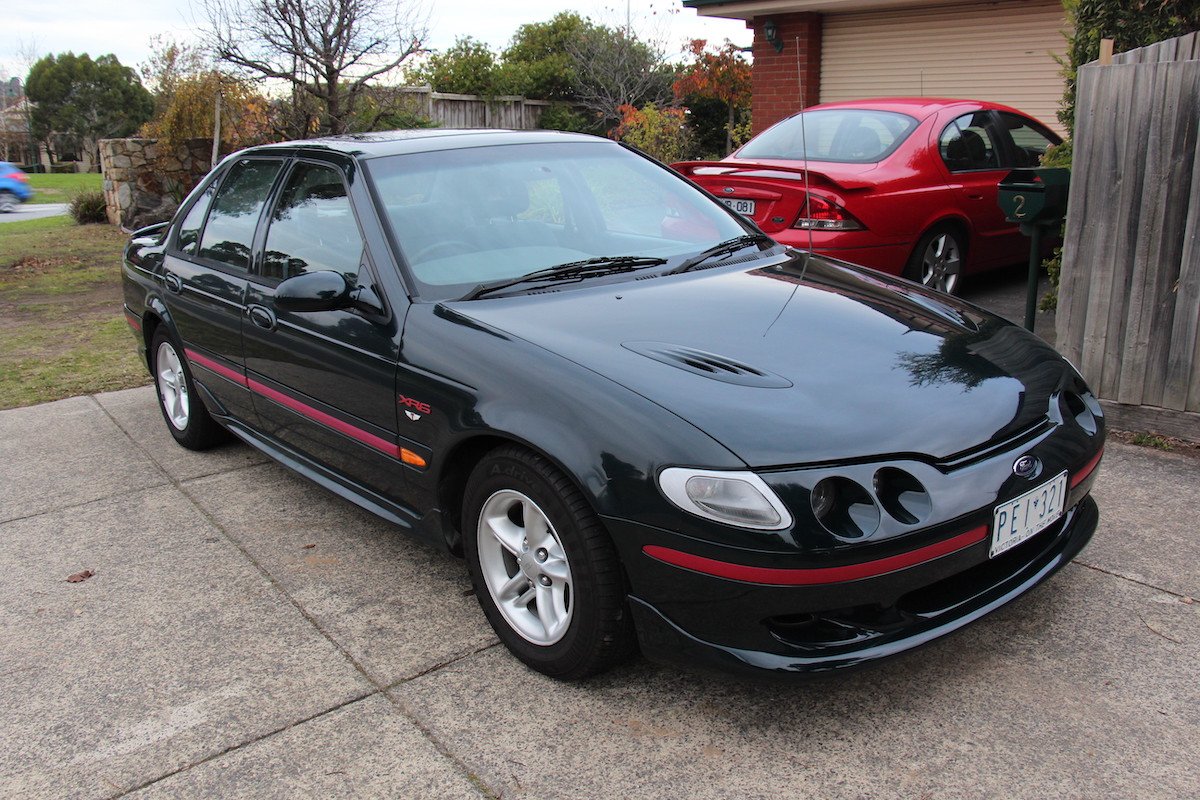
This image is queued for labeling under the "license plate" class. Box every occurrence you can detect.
[719,198,756,216]
[990,471,1067,558]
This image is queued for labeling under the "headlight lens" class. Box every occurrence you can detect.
[659,467,792,530]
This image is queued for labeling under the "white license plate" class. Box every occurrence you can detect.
[990,471,1067,558]
[719,198,756,216]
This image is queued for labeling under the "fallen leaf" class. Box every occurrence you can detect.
[302,543,316,549]
[1183,597,1194,605]
[66,569,94,583]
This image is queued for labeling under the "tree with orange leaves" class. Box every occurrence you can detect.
[673,39,751,156]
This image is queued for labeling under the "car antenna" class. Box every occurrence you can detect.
[796,36,814,272]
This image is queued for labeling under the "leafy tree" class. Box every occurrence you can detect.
[409,37,502,96]
[502,12,591,100]
[201,0,428,136]
[24,52,153,168]
[1058,0,1200,134]
[673,39,751,156]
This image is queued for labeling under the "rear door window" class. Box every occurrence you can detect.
[939,113,1002,172]
[997,112,1060,167]
[198,159,284,271]
[176,183,217,256]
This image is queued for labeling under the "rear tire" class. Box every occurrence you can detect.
[905,225,966,295]
[0,191,18,213]
[463,445,635,679]
[151,327,227,450]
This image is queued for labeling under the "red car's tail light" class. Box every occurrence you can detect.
[793,193,863,231]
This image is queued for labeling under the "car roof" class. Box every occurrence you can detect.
[804,97,1029,119]
[239,128,604,160]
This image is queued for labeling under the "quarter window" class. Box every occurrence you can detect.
[198,159,283,270]
[176,183,216,256]
[998,112,1059,167]
[263,163,363,282]
[939,113,1001,172]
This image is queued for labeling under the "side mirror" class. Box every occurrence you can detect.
[274,270,352,313]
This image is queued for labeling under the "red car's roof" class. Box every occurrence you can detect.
[805,97,1029,120]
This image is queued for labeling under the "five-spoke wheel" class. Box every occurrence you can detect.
[150,326,227,450]
[906,226,965,295]
[463,446,634,679]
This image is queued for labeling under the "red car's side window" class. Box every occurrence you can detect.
[938,114,1001,172]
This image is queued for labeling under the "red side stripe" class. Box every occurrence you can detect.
[245,376,402,459]
[643,525,989,586]
[185,348,247,387]
[1069,447,1103,489]
[124,310,142,332]
[183,348,403,460]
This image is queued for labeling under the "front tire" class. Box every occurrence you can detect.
[463,446,635,679]
[905,225,966,295]
[151,327,226,450]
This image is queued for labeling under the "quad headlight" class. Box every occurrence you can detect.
[659,468,793,530]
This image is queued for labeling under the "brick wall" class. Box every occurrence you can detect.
[750,13,823,135]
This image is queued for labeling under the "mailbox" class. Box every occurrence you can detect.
[998,167,1070,226]
[997,166,1070,333]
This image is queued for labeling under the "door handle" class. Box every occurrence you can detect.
[247,304,277,331]
[966,193,985,200]
[163,272,183,293]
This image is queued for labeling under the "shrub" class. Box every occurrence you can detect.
[69,191,108,224]
[612,104,692,164]
[539,102,593,133]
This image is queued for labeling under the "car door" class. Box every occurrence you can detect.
[241,157,412,502]
[161,157,285,422]
[934,110,1020,269]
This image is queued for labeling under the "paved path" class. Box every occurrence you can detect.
[1,386,1197,798]
[0,202,69,224]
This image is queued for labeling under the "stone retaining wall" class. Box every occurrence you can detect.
[98,138,215,230]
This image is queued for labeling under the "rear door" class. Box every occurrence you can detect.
[934,110,1020,268]
[241,156,412,502]
[161,157,285,421]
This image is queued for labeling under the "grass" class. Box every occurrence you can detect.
[0,215,150,409]
[26,172,103,204]
[1130,432,1173,451]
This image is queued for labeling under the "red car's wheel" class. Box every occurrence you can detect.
[906,225,966,295]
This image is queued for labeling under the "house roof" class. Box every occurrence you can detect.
[684,0,976,19]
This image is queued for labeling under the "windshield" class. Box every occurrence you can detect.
[366,141,751,300]
[737,109,918,163]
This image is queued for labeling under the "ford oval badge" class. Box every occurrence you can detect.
[1013,455,1039,479]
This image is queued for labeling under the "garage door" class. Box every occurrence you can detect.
[820,0,1068,133]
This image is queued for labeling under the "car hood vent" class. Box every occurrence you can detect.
[621,341,793,388]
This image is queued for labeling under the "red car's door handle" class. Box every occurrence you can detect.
[966,193,985,200]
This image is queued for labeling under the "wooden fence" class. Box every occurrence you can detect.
[1055,33,1200,440]
[397,86,554,130]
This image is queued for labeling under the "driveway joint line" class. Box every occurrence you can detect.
[107,689,379,799]
[1071,558,1193,599]
[0,481,173,527]
[382,640,502,691]
[93,392,504,798]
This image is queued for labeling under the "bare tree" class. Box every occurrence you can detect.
[200,0,427,136]
[566,25,674,132]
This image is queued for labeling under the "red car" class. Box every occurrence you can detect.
[673,98,1061,294]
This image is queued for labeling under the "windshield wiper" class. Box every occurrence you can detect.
[667,233,776,275]
[463,256,668,300]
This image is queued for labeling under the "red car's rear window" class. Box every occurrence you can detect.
[738,109,919,164]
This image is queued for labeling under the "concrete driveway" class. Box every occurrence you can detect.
[0,203,70,224]
[1,386,1197,799]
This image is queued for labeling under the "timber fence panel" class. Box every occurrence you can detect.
[1055,41,1200,436]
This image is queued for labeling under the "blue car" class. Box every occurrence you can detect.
[0,162,33,212]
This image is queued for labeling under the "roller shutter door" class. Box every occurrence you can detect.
[820,1,1068,133]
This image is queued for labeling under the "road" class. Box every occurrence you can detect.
[0,202,69,224]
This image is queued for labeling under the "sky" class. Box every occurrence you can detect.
[1,0,751,83]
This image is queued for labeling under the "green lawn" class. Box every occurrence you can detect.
[26,172,103,203]
[0,215,150,409]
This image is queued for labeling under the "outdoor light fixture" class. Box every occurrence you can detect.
[763,19,784,53]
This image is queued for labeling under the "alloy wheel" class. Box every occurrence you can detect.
[920,233,962,294]
[476,489,574,646]
[156,341,190,431]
